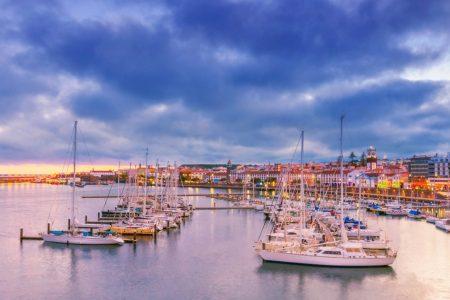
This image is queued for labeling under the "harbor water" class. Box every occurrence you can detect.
[1,183,450,299]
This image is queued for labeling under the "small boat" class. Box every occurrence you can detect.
[344,216,367,229]
[386,208,407,216]
[435,219,450,232]
[426,216,439,224]
[385,201,406,216]
[42,231,124,245]
[407,209,424,220]
[367,203,386,215]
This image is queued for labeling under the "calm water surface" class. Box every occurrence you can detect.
[1,183,449,300]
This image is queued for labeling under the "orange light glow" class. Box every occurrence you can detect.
[0,164,118,175]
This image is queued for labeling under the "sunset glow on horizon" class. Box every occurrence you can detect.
[0,164,119,175]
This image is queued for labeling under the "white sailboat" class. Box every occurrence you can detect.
[256,117,397,267]
[42,121,124,246]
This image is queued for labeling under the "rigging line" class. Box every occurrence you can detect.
[102,184,114,210]
[257,218,269,241]
[78,127,95,167]
[47,125,75,225]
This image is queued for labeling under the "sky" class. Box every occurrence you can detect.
[0,0,450,173]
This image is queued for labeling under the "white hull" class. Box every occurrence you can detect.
[435,222,450,232]
[42,233,124,245]
[258,250,395,267]
[254,205,264,211]
[407,214,424,220]
[386,210,407,216]
[426,217,438,224]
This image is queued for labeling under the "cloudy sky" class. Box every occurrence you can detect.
[0,0,449,172]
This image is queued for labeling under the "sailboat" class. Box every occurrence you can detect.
[41,121,124,245]
[110,149,157,235]
[256,117,397,267]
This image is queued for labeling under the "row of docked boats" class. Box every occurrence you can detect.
[254,123,397,267]
[366,200,450,232]
[41,122,193,246]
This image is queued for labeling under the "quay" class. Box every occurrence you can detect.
[19,228,42,240]
[81,193,243,199]
[194,206,254,210]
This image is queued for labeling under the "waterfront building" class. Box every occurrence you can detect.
[347,169,370,187]
[409,155,432,178]
[429,153,450,178]
[226,160,232,183]
[429,177,450,191]
[315,169,350,187]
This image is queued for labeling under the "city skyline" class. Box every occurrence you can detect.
[1,1,449,170]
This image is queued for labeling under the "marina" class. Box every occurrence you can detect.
[1,183,450,299]
[2,1,450,299]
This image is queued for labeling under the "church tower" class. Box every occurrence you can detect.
[367,146,377,171]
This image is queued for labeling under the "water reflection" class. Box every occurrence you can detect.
[3,185,450,299]
[257,262,396,282]
[257,262,396,299]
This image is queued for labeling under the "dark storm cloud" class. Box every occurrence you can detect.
[0,0,449,163]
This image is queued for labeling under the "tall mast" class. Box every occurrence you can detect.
[339,115,347,243]
[143,147,149,215]
[117,161,121,202]
[71,121,77,234]
[155,159,159,209]
[300,130,305,230]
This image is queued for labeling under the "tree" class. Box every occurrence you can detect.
[360,152,367,167]
[349,152,358,166]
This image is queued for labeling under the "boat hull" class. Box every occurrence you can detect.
[110,226,155,235]
[42,234,124,245]
[258,250,395,267]
[435,223,450,232]
[386,210,407,216]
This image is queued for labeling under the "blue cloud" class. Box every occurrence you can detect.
[0,0,449,164]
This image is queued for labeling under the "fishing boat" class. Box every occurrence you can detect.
[41,121,124,246]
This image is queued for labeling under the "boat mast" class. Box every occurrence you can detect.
[143,147,149,216]
[300,130,305,231]
[117,161,121,202]
[155,159,159,210]
[71,120,77,234]
[339,115,348,243]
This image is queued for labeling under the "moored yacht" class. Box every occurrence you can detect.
[407,209,424,220]
[257,241,396,267]
[42,121,124,246]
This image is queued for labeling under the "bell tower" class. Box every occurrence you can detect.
[367,146,377,171]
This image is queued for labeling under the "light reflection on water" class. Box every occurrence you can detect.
[1,183,449,300]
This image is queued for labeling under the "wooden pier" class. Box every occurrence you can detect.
[19,228,43,240]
